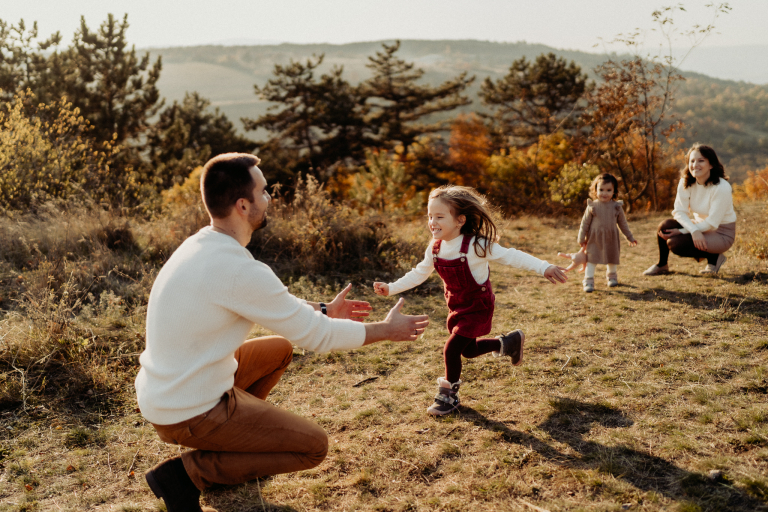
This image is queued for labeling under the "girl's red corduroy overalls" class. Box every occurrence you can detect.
[432,234,495,338]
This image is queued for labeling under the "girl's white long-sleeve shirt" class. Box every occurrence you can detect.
[672,178,737,234]
[387,236,551,295]
[135,227,365,425]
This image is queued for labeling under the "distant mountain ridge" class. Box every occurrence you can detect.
[148,39,768,181]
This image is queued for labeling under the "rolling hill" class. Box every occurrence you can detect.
[147,39,768,182]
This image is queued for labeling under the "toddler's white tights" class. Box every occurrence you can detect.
[585,262,618,279]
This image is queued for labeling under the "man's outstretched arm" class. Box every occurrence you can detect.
[363,297,429,345]
[307,283,372,321]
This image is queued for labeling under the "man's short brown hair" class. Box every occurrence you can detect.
[201,153,261,218]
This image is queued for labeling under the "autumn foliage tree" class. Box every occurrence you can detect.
[483,132,574,214]
[579,3,731,212]
[581,57,683,211]
[448,114,492,188]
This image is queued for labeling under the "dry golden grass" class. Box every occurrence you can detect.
[1,204,767,512]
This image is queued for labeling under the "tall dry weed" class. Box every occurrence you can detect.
[249,174,423,279]
[0,202,153,409]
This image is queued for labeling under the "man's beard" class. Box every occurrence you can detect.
[249,209,268,232]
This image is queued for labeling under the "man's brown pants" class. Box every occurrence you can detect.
[151,336,328,490]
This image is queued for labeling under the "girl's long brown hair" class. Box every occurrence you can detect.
[429,185,498,257]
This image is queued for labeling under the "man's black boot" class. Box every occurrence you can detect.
[145,456,214,512]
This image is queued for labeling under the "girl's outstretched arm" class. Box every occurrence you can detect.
[373,282,390,296]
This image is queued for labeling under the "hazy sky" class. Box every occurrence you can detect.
[2,0,764,52]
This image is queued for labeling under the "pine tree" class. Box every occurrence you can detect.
[0,19,68,107]
[361,41,474,154]
[480,53,589,147]
[243,55,368,181]
[67,14,163,145]
[148,92,257,189]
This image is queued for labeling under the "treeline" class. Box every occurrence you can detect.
[0,15,254,211]
[677,76,768,178]
[1,13,766,218]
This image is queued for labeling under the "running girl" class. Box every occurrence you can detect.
[373,185,567,416]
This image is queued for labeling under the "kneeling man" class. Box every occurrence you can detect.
[135,153,429,512]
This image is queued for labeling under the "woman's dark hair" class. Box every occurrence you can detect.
[201,153,261,218]
[681,143,727,188]
[429,185,498,258]
[588,173,619,201]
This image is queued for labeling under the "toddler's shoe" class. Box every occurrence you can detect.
[493,329,525,365]
[642,264,670,276]
[583,277,594,292]
[701,254,727,274]
[607,273,618,287]
[427,377,461,416]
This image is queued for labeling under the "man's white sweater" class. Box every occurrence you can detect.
[135,227,365,425]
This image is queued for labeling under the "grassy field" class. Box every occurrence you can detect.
[1,205,767,512]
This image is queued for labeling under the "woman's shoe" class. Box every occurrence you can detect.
[701,254,727,274]
[642,264,670,276]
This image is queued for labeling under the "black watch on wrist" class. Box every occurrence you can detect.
[320,302,328,315]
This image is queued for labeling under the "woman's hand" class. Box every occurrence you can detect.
[373,282,389,296]
[327,284,372,321]
[691,230,708,251]
[659,228,681,240]
[544,265,568,284]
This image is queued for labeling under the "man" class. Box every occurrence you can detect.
[135,153,429,512]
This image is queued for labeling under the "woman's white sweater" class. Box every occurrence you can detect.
[673,178,737,234]
[135,227,365,425]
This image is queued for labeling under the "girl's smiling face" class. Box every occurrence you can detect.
[596,181,615,203]
[688,149,712,184]
[428,198,465,241]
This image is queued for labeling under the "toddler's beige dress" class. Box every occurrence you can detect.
[577,199,635,265]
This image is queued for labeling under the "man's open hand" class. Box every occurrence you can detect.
[364,298,429,344]
[327,283,372,321]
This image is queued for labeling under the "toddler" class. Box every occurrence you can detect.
[577,173,638,292]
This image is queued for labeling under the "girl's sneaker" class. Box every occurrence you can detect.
[493,329,525,365]
[607,273,618,287]
[583,277,594,292]
[427,377,461,416]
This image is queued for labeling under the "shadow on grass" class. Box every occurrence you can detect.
[460,398,767,511]
[206,477,301,512]
[616,286,768,319]
[725,271,768,285]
